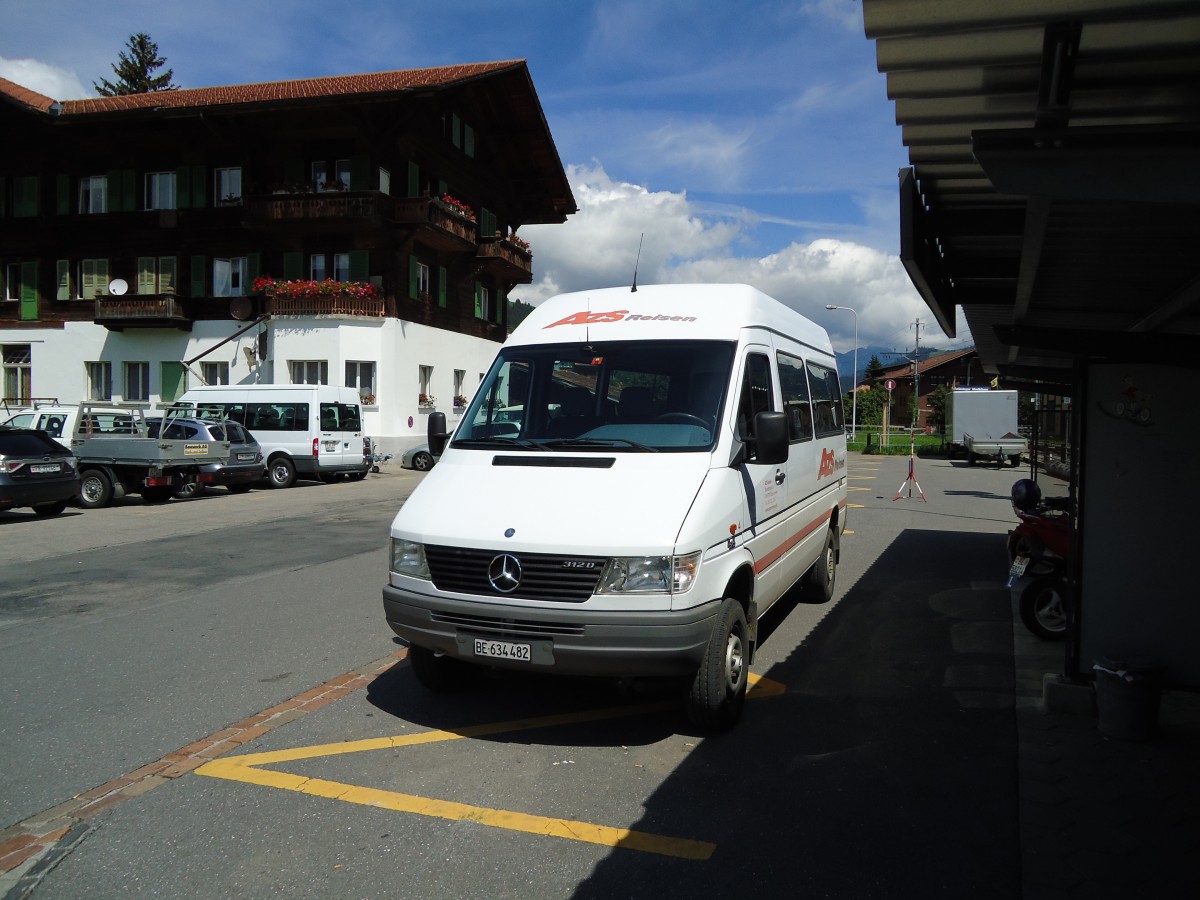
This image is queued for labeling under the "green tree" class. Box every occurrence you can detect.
[507,297,535,333]
[94,33,178,96]
[847,385,886,427]
[927,385,949,434]
[864,354,885,382]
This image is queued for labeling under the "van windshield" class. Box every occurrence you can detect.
[453,340,735,452]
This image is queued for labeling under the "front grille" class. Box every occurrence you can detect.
[430,610,585,638]
[424,544,606,602]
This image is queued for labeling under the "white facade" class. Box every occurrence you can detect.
[2,316,502,454]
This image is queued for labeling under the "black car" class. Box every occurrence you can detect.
[0,426,81,516]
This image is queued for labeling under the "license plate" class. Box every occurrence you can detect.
[473,638,531,662]
[1006,556,1030,588]
[30,463,60,474]
[323,441,338,451]
[237,452,256,461]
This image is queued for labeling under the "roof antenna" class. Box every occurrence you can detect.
[631,233,643,293]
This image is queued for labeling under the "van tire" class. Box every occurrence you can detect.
[802,529,838,604]
[685,599,748,731]
[268,457,297,489]
[78,469,113,509]
[409,645,477,692]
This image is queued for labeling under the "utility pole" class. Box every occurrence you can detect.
[911,318,925,430]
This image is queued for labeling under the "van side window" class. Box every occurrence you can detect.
[777,351,813,442]
[736,353,775,448]
[806,361,844,437]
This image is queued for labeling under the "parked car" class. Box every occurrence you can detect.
[0,425,81,516]
[401,444,436,471]
[1,405,77,448]
[145,417,265,499]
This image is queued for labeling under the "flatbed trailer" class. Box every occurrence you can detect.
[963,431,1027,467]
[69,403,230,507]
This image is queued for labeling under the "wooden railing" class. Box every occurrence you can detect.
[94,295,189,321]
[244,192,390,221]
[267,294,387,317]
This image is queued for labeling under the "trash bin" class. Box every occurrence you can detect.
[1093,656,1165,741]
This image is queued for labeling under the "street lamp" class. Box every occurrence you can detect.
[825,304,858,439]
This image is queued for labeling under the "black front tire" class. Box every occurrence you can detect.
[1019,575,1068,640]
[685,599,749,731]
[33,500,68,517]
[409,645,478,692]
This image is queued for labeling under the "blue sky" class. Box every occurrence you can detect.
[2,0,970,356]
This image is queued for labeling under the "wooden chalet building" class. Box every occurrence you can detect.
[872,348,986,430]
[0,60,575,452]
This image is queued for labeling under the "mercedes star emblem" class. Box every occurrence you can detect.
[488,553,522,593]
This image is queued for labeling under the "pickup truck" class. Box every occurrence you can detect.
[68,403,231,507]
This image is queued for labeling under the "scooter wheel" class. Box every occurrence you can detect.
[1019,575,1068,640]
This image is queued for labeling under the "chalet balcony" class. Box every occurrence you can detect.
[475,238,533,284]
[94,295,192,331]
[243,191,392,223]
[266,294,387,318]
[392,197,478,251]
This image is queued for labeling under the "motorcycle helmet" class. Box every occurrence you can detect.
[1011,478,1042,512]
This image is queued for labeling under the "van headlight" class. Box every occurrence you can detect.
[390,538,430,579]
[596,552,701,594]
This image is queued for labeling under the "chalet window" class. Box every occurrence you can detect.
[202,361,230,385]
[419,364,433,400]
[86,361,113,400]
[476,284,491,321]
[56,260,70,300]
[311,160,352,192]
[213,257,247,297]
[290,360,328,385]
[215,167,242,203]
[346,361,376,403]
[124,362,150,402]
[417,262,430,296]
[3,263,18,301]
[80,259,110,299]
[333,252,350,282]
[79,175,107,214]
[378,167,390,195]
[145,172,176,210]
[3,344,32,403]
[309,252,350,282]
[310,254,326,282]
[138,257,177,294]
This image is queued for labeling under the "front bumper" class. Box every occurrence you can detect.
[382,584,719,678]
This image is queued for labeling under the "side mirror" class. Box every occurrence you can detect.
[751,411,789,465]
[428,411,449,456]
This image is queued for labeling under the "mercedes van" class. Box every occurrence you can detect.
[176,384,370,487]
[383,284,848,729]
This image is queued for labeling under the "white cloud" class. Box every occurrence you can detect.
[0,56,88,99]
[518,164,952,351]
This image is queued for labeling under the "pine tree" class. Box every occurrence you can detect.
[94,33,178,96]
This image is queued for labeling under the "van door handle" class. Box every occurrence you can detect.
[775,471,786,485]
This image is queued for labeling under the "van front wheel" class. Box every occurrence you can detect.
[685,599,748,731]
[268,457,297,489]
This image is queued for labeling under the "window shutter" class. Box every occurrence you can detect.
[408,255,419,300]
[406,161,420,198]
[474,281,482,319]
[191,165,206,208]
[160,257,176,295]
[138,257,155,293]
[177,167,192,209]
[190,255,206,297]
[56,175,70,215]
[350,155,369,192]
[451,113,462,149]
[438,266,447,308]
[20,261,38,320]
[283,251,303,280]
[349,250,368,282]
[97,259,110,294]
[15,176,38,217]
[464,124,475,158]
[496,287,506,324]
[480,207,495,239]
[437,179,447,197]
[56,260,70,300]
[122,169,136,212]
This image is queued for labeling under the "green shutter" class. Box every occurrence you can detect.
[161,362,187,403]
[20,261,38,320]
[437,179,447,197]
[480,208,496,239]
[474,281,482,319]
[349,250,368,282]
[406,161,420,198]
[190,255,206,297]
[122,169,136,212]
[451,113,462,149]
[282,251,303,280]
[350,155,369,192]
[160,257,176,295]
[56,260,70,300]
[438,266,447,308]
[408,255,419,300]
[56,175,70,215]
[191,165,205,208]
[14,176,38,217]
[497,287,506,324]
[247,253,261,283]
[138,257,156,294]
[464,124,475,158]
[177,167,192,209]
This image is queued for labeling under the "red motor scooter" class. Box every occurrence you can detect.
[1006,479,1072,640]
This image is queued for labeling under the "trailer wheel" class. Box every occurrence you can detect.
[78,469,113,509]
[685,598,749,731]
[268,456,297,489]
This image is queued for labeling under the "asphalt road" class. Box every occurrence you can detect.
[2,453,1034,898]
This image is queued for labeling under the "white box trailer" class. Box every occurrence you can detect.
[946,389,1026,466]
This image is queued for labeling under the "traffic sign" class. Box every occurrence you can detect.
[885,379,896,391]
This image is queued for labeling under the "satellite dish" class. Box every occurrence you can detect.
[108,278,128,296]
[230,297,252,320]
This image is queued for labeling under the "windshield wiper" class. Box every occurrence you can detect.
[543,437,659,453]
[453,436,546,450]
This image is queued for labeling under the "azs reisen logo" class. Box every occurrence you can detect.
[817,448,845,479]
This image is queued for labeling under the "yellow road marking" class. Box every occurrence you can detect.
[849,475,875,479]
[849,503,865,509]
[198,674,785,860]
[849,486,871,491]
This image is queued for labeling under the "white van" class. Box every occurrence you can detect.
[176,384,370,487]
[383,284,848,729]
